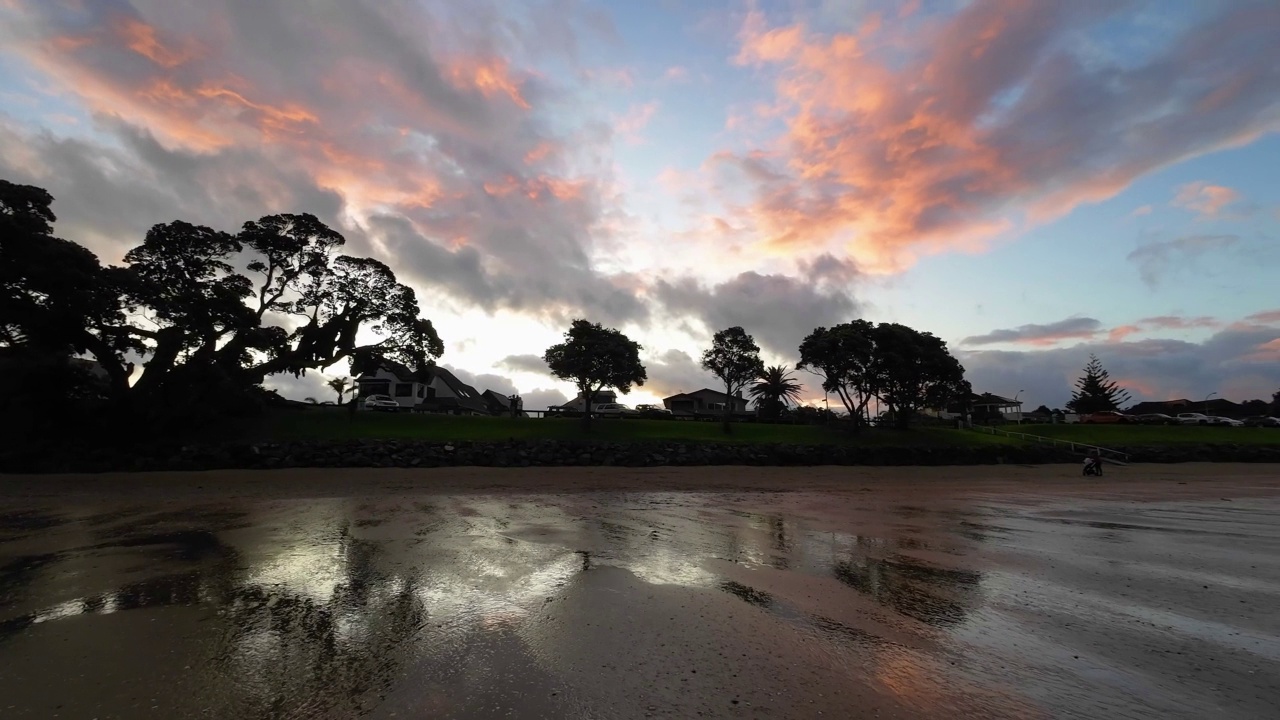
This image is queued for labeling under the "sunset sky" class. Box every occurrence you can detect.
[2,0,1278,410]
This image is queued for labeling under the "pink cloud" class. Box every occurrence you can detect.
[1172,181,1242,219]
[1129,205,1152,217]
[614,101,660,144]
[663,66,689,83]
[716,2,1280,271]
[1246,309,1280,325]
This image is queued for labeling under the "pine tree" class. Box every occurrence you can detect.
[1066,354,1131,413]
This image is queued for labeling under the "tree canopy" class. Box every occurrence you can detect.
[749,365,804,422]
[543,319,646,427]
[1,179,443,420]
[701,326,764,432]
[797,320,876,427]
[1066,354,1131,413]
[869,323,969,429]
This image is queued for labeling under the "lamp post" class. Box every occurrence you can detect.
[1204,391,1216,414]
[1013,389,1025,422]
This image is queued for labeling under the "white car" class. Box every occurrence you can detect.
[1177,412,1216,425]
[591,402,637,418]
[362,394,400,411]
[1214,417,1244,427]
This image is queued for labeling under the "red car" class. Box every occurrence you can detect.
[1080,411,1131,424]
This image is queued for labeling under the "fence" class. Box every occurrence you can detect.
[964,422,1130,462]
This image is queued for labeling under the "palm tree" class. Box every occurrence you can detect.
[326,376,351,404]
[749,365,804,422]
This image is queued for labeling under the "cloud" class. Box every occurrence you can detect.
[614,101,660,144]
[719,2,1280,271]
[1246,309,1280,325]
[520,388,571,412]
[962,317,1102,347]
[0,0,642,324]
[1129,205,1153,217]
[959,318,1280,408]
[499,354,550,374]
[964,313,1227,348]
[642,349,718,400]
[1127,234,1239,287]
[1172,182,1243,219]
[652,271,859,357]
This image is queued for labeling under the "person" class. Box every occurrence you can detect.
[1082,449,1103,477]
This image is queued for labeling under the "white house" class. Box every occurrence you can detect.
[354,362,490,415]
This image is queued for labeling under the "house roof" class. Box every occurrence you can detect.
[664,388,742,402]
[481,389,511,408]
[970,392,1021,407]
[356,359,420,383]
[427,367,489,413]
[1125,398,1243,415]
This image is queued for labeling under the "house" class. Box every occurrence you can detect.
[481,390,527,417]
[662,388,751,418]
[416,367,490,415]
[552,390,618,413]
[354,361,490,415]
[1125,398,1244,418]
[354,360,428,410]
[933,392,1023,423]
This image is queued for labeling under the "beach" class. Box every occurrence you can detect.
[2,464,1278,718]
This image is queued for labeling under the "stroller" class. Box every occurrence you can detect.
[1082,451,1103,477]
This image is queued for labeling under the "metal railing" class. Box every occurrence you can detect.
[963,422,1129,462]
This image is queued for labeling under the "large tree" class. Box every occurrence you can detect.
[543,319,646,429]
[868,323,970,429]
[1,180,444,417]
[749,365,804,422]
[701,326,764,432]
[1066,354,1131,414]
[797,320,876,428]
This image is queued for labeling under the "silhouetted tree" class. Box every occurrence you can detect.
[701,326,764,433]
[1272,390,1280,416]
[749,365,804,422]
[1066,354,1131,414]
[326,376,352,404]
[869,323,970,429]
[543,319,646,430]
[1,180,444,422]
[798,320,876,428]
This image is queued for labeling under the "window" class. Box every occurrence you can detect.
[427,387,437,399]
[395,383,413,397]
[417,386,424,398]
[361,381,389,397]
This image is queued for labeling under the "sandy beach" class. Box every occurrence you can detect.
[2,463,1279,718]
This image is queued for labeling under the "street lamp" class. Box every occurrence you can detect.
[1204,391,1216,414]
[1013,389,1025,421]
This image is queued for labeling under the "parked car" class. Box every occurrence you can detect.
[1213,416,1244,427]
[1134,413,1179,426]
[362,394,400,411]
[635,404,672,418]
[592,402,637,418]
[1177,412,1217,425]
[1080,411,1131,424]
[1243,416,1280,428]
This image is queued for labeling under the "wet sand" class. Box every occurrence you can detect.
[2,464,1278,719]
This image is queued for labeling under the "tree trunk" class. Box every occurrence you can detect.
[722,382,733,434]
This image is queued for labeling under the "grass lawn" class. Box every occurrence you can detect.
[1001,423,1280,446]
[246,408,1020,447]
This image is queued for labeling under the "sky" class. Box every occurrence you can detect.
[1,0,1278,411]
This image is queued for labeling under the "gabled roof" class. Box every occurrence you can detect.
[970,392,1020,406]
[427,367,489,413]
[664,388,742,402]
[356,359,419,383]
[481,389,511,408]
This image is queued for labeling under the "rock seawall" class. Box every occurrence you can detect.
[6,438,1279,474]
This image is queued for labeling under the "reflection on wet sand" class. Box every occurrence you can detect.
[0,480,1278,719]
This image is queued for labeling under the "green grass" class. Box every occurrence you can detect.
[999,423,1280,446]
[245,407,1020,447]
